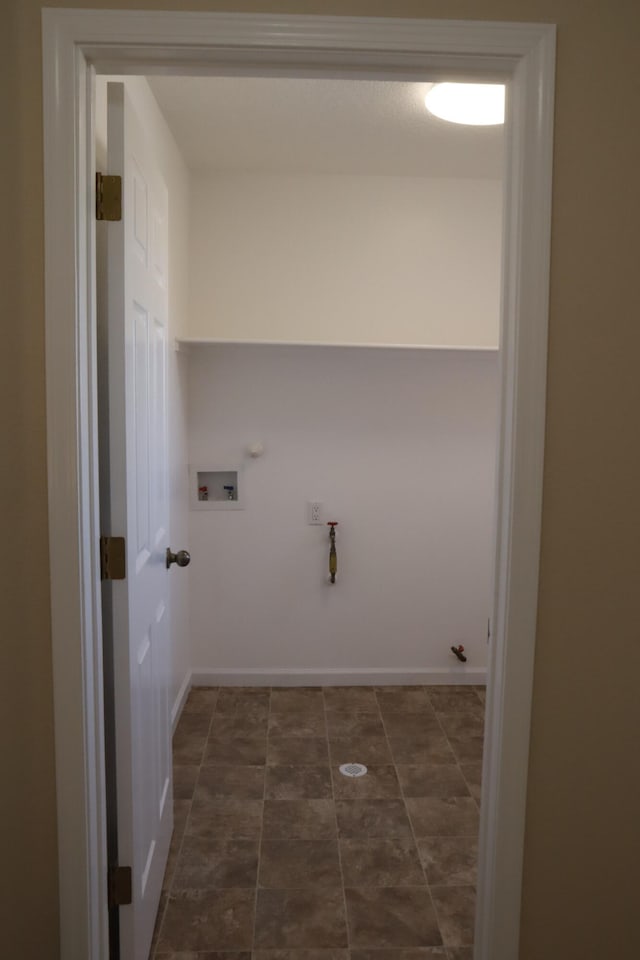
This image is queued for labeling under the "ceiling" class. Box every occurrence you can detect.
[147,76,504,180]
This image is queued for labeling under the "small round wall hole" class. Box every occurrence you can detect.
[339,762,368,778]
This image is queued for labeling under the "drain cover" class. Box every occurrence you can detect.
[339,762,368,778]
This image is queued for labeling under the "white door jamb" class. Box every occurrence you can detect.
[41,11,555,960]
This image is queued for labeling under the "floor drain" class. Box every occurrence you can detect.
[339,762,368,778]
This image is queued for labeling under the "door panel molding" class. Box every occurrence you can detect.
[105,81,173,958]
[42,11,555,960]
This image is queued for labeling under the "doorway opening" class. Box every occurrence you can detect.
[96,71,502,957]
[42,12,555,960]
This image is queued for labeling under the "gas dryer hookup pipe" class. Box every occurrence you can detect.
[327,522,338,584]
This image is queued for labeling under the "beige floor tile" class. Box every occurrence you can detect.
[447,738,484,764]
[339,838,425,887]
[329,737,393,765]
[203,736,268,766]
[157,685,484,958]
[267,737,329,765]
[181,686,219,715]
[323,687,379,711]
[208,714,269,740]
[262,799,337,839]
[259,839,342,888]
[187,798,263,839]
[265,765,332,800]
[157,888,255,952]
[345,887,443,948]
[405,798,480,838]
[335,800,413,839]
[172,764,199,800]
[396,764,470,799]
[172,836,259,889]
[417,837,478,885]
[254,888,348,948]
[388,734,455,765]
[194,764,265,801]
[430,886,476,946]
[325,711,386,738]
[268,711,327,738]
[350,951,448,960]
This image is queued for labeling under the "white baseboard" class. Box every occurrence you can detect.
[171,671,192,731]
[190,667,486,687]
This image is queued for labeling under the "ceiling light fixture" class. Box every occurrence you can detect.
[425,83,505,126]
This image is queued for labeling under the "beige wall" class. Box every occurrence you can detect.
[2,1,639,957]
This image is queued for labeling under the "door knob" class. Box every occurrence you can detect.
[166,548,190,569]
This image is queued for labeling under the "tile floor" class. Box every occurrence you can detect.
[151,685,485,960]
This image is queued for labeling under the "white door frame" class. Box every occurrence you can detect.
[42,10,555,960]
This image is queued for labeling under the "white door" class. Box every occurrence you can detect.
[106,81,173,960]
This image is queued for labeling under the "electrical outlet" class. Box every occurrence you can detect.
[308,501,323,525]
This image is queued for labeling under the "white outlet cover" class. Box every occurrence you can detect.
[307,501,323,524]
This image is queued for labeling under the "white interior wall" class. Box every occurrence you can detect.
[188,344,498,683]
[97,78,501,688]
[188,174,502,348]
[96,76,191,713]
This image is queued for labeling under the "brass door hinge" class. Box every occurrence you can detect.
[96,172,122,221]
[108,865,132,908]
[100,536,126,581]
